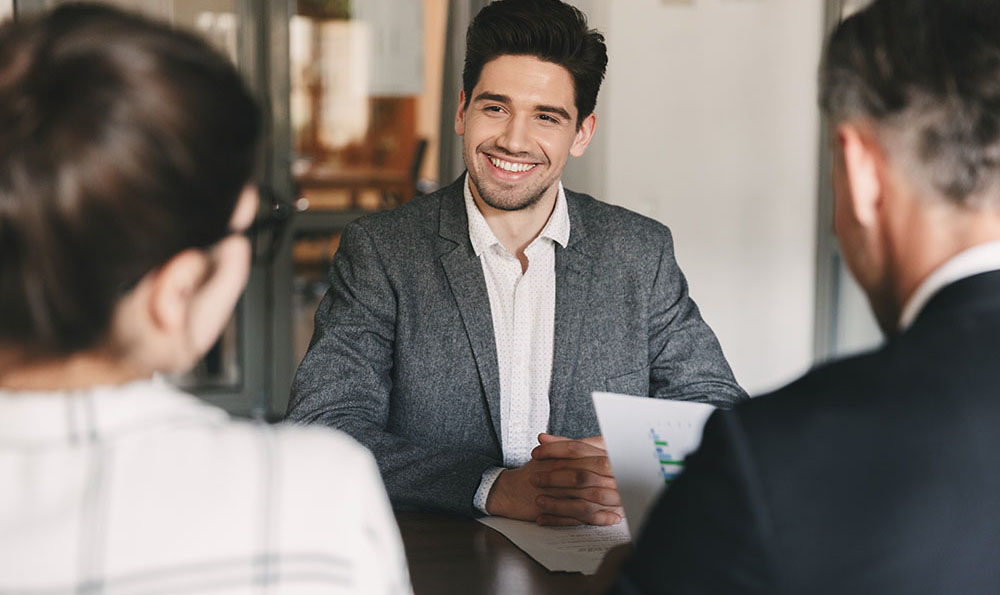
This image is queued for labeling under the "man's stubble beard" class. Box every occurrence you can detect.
[465,147,553,212]
[474,177,551,212]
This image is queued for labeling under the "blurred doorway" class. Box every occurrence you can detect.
[14,0,450,417]
[813,0,882,363]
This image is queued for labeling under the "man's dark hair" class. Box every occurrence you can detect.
[0,3,260,356]
[462,0,607,127]
[819,0,1000,206]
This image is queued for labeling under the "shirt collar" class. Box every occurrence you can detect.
[463,173,571,257]
[898,240,1000,331]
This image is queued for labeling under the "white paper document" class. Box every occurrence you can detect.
[477,516,631,574]
[593,392,716,536]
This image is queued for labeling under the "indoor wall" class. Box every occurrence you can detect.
[564,0,825,394]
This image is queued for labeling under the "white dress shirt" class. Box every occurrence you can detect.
[899,240,1000,331]
[0,377,412,594]
[464,175,571,514]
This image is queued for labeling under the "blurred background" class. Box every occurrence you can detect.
[2,0,879,418]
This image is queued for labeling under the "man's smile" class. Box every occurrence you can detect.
[487,154,537,173]
[481,151,542,183]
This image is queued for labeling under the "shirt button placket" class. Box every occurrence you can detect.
[513,255,534,464]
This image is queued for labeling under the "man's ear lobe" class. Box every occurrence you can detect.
[455,90,467,136]
[838,124,884,228]
[147,250,210,334]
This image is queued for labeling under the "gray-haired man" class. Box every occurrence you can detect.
[611,0,1000,592]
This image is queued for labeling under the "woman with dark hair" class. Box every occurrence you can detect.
[0,5,410,593]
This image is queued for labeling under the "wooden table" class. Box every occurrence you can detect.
[396,511,607,595]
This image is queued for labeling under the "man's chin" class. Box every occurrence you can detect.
[473,177,552,212]
[479,189,546,212]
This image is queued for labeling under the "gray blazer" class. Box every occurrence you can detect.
[288,177,746,516]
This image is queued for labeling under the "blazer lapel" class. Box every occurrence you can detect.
[437,177,503,445]
[549,192,596,432]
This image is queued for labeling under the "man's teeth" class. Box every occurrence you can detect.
[489,156,536,173]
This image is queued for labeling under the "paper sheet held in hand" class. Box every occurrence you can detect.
[593,391,715,535]
[476,392,714,574]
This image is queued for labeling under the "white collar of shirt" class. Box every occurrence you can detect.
[463,173,570,256]
[898,240,1000,331]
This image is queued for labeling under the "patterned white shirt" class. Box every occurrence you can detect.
[463,174,571,514]
[0,377,412,594]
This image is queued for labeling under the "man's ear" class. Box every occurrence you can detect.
[570,112,597,158]
[147,249,210,338]
[837,123,884,228]
[455,89,468,136]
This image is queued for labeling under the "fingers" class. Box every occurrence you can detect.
[536,511,622,527]
[535,496,624,526]
[537,434,606,448]
[537,485,622,507]
[488,455,623,527]
[532,438,607,460]
[531,457,622,510]
[531,456,615,487]
[533,468,617,495]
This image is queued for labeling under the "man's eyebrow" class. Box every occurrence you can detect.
[472,93,573,121]
[473,92,510,104]
[536,104,572,121]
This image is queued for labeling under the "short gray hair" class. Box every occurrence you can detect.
[819,0,1000,208]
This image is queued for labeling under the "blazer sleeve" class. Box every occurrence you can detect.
[286,221,498,516]
[646,227,748,407]
[608,410,778,594]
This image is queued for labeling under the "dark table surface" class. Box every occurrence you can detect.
[395,511,610,595]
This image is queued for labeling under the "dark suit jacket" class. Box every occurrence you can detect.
[288,177,746,516]
[613,270,1000,594]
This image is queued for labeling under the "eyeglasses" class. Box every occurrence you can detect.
[245,185,294,263]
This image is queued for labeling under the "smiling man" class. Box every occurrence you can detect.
[288,0,746,524]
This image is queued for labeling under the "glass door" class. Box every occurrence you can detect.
[13,0,290,419]
[12,0,452,418]
[273,0,449,416]
[814,0,881,362]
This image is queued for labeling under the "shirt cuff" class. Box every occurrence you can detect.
[473,466,506,515]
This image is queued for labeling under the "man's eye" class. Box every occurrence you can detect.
[539,114,559,124]
[484,105,503,113]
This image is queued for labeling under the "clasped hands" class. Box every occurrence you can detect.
[485,433,624,526]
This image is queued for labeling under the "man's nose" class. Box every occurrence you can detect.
[496,115,530,154]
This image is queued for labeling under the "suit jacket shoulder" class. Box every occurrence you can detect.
[345,185,450,253]
[564,189,674,256]
[616,271,1000,594]
[560,187,747,408]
